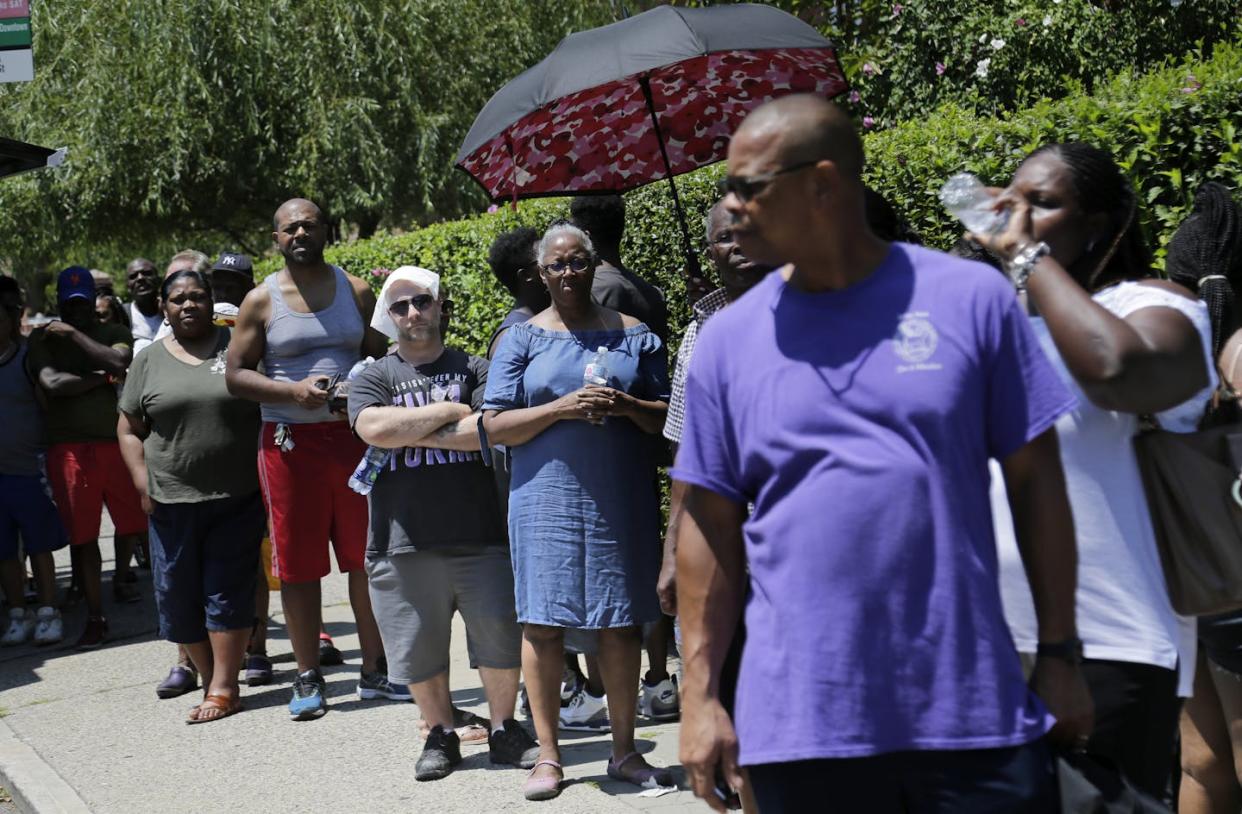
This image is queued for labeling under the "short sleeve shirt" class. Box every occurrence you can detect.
[347,348,505,558]
[672,243,1076,765]
[118,330,261,503]
[27,322,132,444]
[591,264,669,341]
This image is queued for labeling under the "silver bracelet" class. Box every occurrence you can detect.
[1005,241,1051,290]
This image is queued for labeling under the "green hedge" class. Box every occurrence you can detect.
[258,39,1242,359]
[864,40,1242,267]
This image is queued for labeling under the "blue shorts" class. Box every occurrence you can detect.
[0,471,68,561]
[150,493,265,643]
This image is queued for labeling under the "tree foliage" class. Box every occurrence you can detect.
[0,0,611,281]
[667,1,1238,128]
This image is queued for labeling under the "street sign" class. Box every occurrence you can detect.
[0,0,32,84]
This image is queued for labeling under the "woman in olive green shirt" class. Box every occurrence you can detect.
[118,270,263,723]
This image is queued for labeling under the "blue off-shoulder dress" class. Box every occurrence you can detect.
[483,322,668,629]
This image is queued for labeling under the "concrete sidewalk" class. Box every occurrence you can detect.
[0,524,707,814]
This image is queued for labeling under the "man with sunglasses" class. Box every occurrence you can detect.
[349,266,537,781]
[227,198,397,721]
[674,95,1092,812]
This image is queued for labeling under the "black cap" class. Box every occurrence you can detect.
[211,252,254,279]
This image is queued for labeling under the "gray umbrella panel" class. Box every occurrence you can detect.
[456,3,833,164]
[0,136,65,180]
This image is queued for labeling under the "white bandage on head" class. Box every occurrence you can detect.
[371,265,441,340]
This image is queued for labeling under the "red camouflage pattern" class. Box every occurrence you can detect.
[458,47,847,201]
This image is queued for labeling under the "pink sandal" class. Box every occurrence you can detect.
[523,759,563,801]
[607,751,674,788]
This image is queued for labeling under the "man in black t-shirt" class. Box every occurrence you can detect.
[347,266,538,783]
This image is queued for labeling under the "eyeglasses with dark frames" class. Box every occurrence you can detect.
[541,257,592,276]
[716,159,822,202]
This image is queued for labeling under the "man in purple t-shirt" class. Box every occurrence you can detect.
[673,95,1094,812]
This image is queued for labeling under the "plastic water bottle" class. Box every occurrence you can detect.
[348,445,391,495]
[939,173,1009,235]
[583,346,610,386]
[348,356,375,380]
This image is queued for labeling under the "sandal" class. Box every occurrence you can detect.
[186,693,243,725]
[523,759,563,801]
[420,707,491,743]
[454,707,491,744]
[607,751,674,789]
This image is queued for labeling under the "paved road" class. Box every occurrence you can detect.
[0,521,706,814]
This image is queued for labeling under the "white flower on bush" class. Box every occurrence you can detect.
[1043,14,1053,26]
[990,37,1006,50]
[978,32,988,44]
[975,58,991,79]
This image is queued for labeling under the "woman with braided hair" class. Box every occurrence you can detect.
[975,142,1218,798]
[1165,181,1242,814]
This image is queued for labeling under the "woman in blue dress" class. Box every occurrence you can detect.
[483,222,671,801]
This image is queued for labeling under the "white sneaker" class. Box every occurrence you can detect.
[33,606,63,645]
[559,685,610,732]
[560,667,584,704]
[639,674,680,721]
[1,607,34,646]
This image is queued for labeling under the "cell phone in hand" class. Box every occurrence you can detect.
[714,770,741,810]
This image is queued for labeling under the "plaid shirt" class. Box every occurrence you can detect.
[664,287,731,445]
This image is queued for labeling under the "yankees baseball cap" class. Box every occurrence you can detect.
[211,251,254,279]
[57,266,96,303]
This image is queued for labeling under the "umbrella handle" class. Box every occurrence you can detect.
[639,75,707,300]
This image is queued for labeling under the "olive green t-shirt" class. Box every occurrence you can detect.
[118,329,261,503]
[27,321,132,444]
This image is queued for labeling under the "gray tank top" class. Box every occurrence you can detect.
[0,342,47,476]
[261,266,364,424]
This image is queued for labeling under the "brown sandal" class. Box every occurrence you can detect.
[187,693,243,724]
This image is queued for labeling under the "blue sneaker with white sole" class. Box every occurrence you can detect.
[289,668,328,721]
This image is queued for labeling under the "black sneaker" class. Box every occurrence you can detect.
[489,719,540,769]
[415,725,461,781]
[319,634,344,666]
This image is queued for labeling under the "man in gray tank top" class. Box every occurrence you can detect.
[226,198,399,721]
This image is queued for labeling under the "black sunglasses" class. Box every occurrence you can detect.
[541,257,592,275]
[716,159,822,202]
[388,294,437,316]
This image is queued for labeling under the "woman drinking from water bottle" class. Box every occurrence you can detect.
[483,221,670,801]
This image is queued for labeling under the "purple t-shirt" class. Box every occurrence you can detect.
[672,243,1075,765]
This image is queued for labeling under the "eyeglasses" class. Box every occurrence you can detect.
[541,257,592,275]
[716,159,822,202]
[388,294,437,316]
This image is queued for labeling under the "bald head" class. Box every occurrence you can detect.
[274,197,324,230]
[735,94,864,181]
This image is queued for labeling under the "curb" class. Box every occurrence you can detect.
[0,719,91,813]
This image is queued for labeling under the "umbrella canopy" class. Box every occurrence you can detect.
[0,137,64,180]
[455,3,847,201]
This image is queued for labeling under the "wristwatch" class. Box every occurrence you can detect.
[1006,241,1051,290]
[1036,637,1084,665]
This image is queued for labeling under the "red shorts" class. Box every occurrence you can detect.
[257,421,368,584]
[47,441,148,546]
